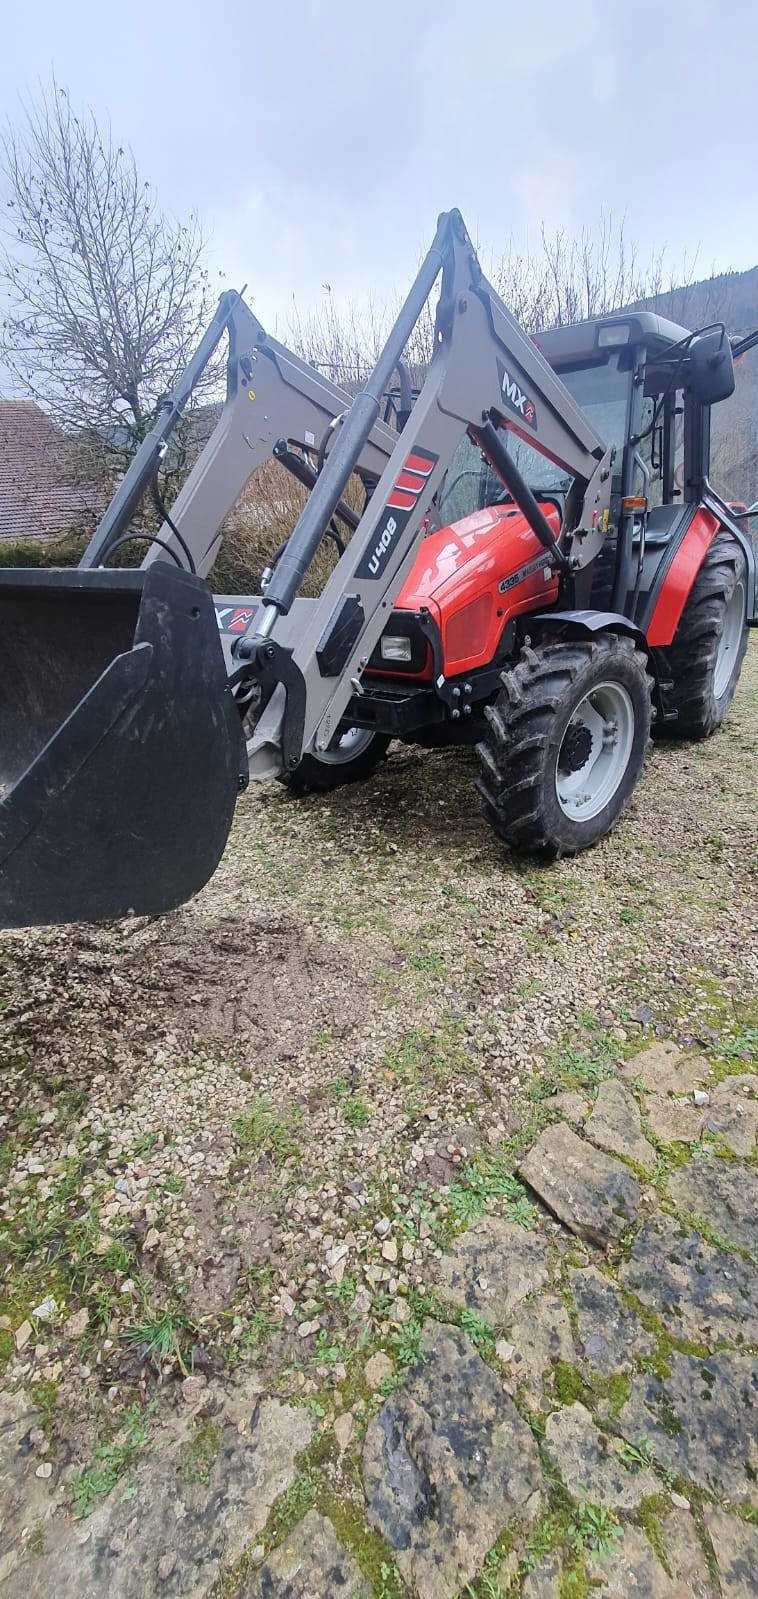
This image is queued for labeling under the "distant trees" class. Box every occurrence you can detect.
[0,82,218,471]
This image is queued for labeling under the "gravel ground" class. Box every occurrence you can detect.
[1,641,756,1508]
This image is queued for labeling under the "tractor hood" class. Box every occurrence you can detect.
[394,503,561,676]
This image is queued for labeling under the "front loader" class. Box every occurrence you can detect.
[0,209,754,928]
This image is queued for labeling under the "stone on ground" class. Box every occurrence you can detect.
[667,1154,757,1258]
[242,1510,370,1597]
[618,1214,758,1344]
[586,1525,697,1596]
[617,1351,757,1501]
[704,1507,757,1598]
[544,1090,589,1127]
[704,1076,757,1157]
[437,1216,549,1324]
[643,1095,706,1144]
[543,1401,657,1509]
[570,1264,656,1375]
[518,1122,641,1247]
[0,1392,311,1599]
[584,1079,656,1171]
[620,1043,709,1095]
[660,1507,715,1597]
[522,1555,563,1597]
[362,1322,542,1599]
[508,1293,574,1397]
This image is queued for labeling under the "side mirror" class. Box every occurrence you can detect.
[688,330,735,405]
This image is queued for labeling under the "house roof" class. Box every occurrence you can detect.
[0,400,104,541]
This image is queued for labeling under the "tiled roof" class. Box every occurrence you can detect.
[0,400,105,541]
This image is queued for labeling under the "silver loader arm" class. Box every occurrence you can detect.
[147,302,399,578]
[239,210,613,776]
[78,295,398,576]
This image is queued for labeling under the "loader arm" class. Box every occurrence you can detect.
[238,209,613,776]
[0,207,613,928]
[80,297,398,578]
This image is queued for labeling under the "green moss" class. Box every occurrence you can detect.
[559,1558,590,1599]
[29,1379,59,1440]
[180,1419,221,1485]
[605,1373,632,1420]
[551,1362,588,1406]
[637,1494,671,1573]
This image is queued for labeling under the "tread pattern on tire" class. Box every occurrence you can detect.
[654,531,748,739]
[476,633,652,856]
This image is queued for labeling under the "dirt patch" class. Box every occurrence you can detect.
[126,913,359,1054]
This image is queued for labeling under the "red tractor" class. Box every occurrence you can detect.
[0,210,754,925]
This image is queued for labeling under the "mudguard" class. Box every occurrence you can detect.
[0,563,247,928]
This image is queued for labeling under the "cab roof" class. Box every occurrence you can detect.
[534,311,692,368]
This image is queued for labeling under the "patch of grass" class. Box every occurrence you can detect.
[123,1304,194,1375]
[458,1308,496,1359]
[342,1095,371,1129]
[180,1418,221,1485]
[568,1503,620,1559]
[408,950,445,976]
[620,1437,655,1469]
[29,1379,59,1440]
[69,1404,152,1517]
[382,1015,467,1093]
[447,1153,534,1230]
[464,1539,513,1596]
[232,1096,301,1167]
[605,1372,632,1420]
[390,1318,424,1369]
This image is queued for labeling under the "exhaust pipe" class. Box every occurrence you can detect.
[0,563,247,928]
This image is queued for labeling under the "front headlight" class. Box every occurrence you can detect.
[380,635,413,663]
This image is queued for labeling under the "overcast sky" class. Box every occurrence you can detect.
[2,0,757,332]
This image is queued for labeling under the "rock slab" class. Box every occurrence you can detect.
[570,1264,655,1375]
[362,1322,542,1599]
[667,1155,757,1258]
[618,1215,758,1344]
[243,1510,370,1597]
[704,1507,757,1599]
[1,1393,311,1599]
[519,1122,641,1247]
[585,1079,656,1171]
[618,1351,757,1501]
[437,1216,549,1325]
[544,1402,656,1509]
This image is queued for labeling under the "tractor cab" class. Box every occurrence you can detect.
[436,310,737,615]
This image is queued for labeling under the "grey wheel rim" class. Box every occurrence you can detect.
[556,681,635,822]
[714,579,745,699]
[315,726,376,766]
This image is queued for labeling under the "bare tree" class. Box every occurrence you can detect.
[0,82,219,471]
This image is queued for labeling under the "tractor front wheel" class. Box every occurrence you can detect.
[280,726,390,794]
[654,532,748,739]
[476,634,652,856]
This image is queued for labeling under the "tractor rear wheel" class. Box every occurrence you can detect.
[655,532,748,739]
[280,726,390,794]
[476,634,652,855]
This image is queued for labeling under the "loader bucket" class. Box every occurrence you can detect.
[0,563,247,928]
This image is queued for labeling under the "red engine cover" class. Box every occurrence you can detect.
[391,502,561,677]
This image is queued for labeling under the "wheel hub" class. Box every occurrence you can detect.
[555,680,635,822]
[558,721,593,774]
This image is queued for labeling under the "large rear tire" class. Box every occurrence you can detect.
[280,726,390,795]
[476,634,652,856]
[654,531,748,739]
